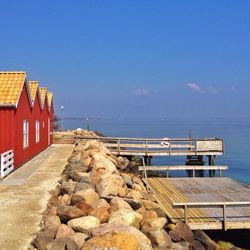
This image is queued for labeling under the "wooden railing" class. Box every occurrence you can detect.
[0,150,14,178]
[138,165,228,178]
[75,136,224,156]
[173,201,250,231]
[53,134,75,144]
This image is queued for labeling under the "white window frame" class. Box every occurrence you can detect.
[23,120,29,148]
[36,120,40,143]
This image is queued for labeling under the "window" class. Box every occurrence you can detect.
[23,120,29,148]
[36,120,40,143]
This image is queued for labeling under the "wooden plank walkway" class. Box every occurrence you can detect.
[76,136,224,157]
[144,177,250,230]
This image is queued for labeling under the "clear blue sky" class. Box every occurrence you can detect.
[1,0,250,118]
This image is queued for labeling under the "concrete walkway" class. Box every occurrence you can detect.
[0,144,73,250]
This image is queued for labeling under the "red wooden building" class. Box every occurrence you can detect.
[0,71,54,177]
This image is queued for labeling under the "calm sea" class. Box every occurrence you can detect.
[64,117,250,185]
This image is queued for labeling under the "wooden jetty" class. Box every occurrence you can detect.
[77,135,250,230]
[76,136,224,157]
[144,177,250,230]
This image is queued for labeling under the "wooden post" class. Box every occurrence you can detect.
[208,155,216,177]
[148,156,152,166]
[118,139,121,154]
[184,204,188,224]
[223,204,227,231]
[142,157,149,191]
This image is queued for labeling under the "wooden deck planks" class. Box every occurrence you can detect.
[144,177,250,230]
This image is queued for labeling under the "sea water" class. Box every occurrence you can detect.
[64,116,250,185]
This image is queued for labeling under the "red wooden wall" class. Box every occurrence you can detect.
[0,83,53,169]
[0,108,14,154]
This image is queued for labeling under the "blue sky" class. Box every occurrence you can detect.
[0,0,250,118]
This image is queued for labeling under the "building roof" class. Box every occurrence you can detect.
[29,80,43,109]
[47,92,53,111]
[39,87,47,108]
[0,71,27,107]
[29,81,39,102]
[0,71,53,111]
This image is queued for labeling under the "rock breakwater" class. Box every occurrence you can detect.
[30,129,243,250]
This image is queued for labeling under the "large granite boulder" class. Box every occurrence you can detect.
[145,228,172,249]
[89,200,111,223]
[139,210,158,226]
[68,232,89,249]
[194,230,218,250]
[60,182,76,195]
[171,222,195,244]
[82,231,140,250]
[126,189,143,200]
[57,205,86,223]
[74,182,92,193]
[67,216,100,233]
[45,238,78,250]
[70,189,99,206]
[89,223,153,250]
[121,173,133,187]
[43,215,61,235]
[58,194,71,206]
[117,156,130,170]
[75,201,94,215]
[90,154,118,185]
[95,174,125,196]
[110,197,133,213]
[108,208,143,228]
[55,224,75,239]
[72,172,90,183]
[33,230,54,250]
